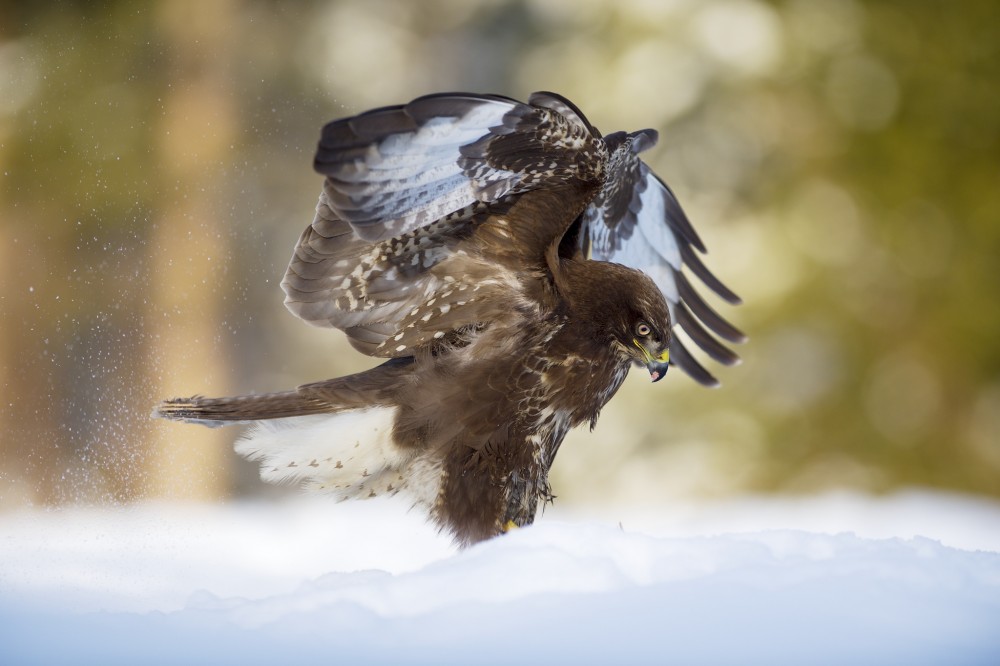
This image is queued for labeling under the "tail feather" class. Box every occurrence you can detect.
[153,390,337,427]
[152,358,420,501]
[153,357,414,427]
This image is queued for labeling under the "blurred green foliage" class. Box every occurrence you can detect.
[1,0,997,506]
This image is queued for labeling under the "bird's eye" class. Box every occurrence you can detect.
[636,322,652,337]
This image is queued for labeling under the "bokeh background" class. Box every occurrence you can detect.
[1,0,997,510]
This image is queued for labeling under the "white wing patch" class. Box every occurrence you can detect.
[604,227,680,306]
[321,98,522,242]
[634,170,682,271]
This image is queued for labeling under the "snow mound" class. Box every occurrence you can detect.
[2,496,999,665]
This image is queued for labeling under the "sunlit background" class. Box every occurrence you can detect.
[1,0,997,512]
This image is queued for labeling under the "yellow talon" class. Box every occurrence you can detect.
[503,520,518,532]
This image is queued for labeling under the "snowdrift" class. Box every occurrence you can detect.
[2,492,998,665]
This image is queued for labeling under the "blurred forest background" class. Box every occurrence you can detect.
[1,0,997,509]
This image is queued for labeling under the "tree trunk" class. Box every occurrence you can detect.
[145,0,240,501]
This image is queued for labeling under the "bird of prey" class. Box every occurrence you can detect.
[155,91,743,546]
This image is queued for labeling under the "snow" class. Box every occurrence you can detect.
[2,492,999,665]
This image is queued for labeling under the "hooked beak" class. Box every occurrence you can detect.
[647,356,670,383]
[633,339,671,383]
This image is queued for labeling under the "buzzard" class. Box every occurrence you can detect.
[155,92,743,546]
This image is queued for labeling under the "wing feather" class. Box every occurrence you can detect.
[669,337,720,388]
[679,242,743,305]
[286,91,741,386]
[582,140,744,386]
[674,302,741,366]
[315,95,522,242]
[313,92,606,246]
[674,270,747,344]
[285,92,607,358]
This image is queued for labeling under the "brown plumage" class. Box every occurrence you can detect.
[155,92,743,546]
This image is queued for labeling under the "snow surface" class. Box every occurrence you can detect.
[2,491,999,665]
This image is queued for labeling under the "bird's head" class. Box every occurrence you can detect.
[600,266,673,382]
[625,313,672,382]
[561,260,672,382]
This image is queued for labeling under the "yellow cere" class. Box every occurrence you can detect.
[631,338,669,363]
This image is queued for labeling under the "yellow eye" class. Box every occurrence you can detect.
[636,322,651,337]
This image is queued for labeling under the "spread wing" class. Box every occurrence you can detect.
[282,91,606,357]
[581,133,745,387]
[283,90,742,385]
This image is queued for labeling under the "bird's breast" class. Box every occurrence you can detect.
[530,348,629,425]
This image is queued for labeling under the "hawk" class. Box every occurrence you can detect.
[155,92,743,546]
